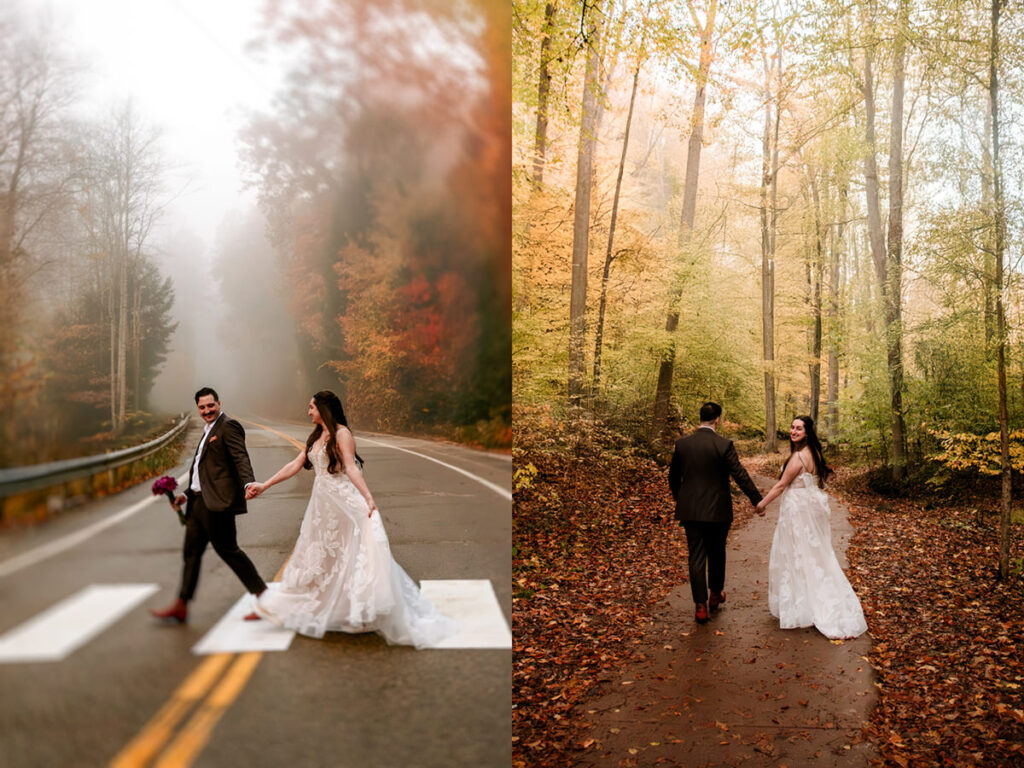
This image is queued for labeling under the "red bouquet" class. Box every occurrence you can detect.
[151,475,185,525]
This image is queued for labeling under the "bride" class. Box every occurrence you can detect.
[755,416,867,640]
[245,390,455,648]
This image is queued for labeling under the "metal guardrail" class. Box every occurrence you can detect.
[0,415,191,498]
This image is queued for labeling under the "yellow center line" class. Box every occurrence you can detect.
[108,653,234,768]
[240,418,306,450]
[152,652,264,768]
[111,421,300,768]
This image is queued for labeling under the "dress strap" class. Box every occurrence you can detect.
[797,451,809,472]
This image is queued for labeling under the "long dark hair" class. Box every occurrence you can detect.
[785,415,832,488]
[304,390,362,474]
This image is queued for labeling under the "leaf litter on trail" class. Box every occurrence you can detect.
[513,447,696,767]
[836,468,1024,768]
[515,436,1024,768]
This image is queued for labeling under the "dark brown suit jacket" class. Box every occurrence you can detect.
[668,427,762,524]
[185,414,255,514]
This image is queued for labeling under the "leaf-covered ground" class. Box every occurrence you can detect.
[513,447,684,767]
[514,439,1024,768]
[835,471,1024,767]
[513,437,763,767]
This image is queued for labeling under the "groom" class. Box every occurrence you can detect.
[151,387,267,624]
[668,402,763,625]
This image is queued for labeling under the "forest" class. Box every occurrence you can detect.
[513,0,1024,765]
[514,0,1024,480]
[237,0,511,443]
[0,0,512,469]
[0,7,176,466]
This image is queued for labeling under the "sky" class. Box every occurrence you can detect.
[38,0,277,251]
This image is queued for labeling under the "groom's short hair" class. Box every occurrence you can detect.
[700,402,722,423]
[195,386,219,403]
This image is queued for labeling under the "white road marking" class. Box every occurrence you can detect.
[359,437,512,502]
[191,587,296,655]
[191,580,510,653]
[420,579,512,649]
[0,584,159,663]
[0,472,189,581]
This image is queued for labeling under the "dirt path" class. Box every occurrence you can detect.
[573,474,879,768]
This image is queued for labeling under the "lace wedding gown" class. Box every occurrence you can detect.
[255,443,456,648]
[768,470,868,639]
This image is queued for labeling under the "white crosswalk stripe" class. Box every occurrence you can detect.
[0,579,509,663]
[191,586,296,655]
[0,583,158,663]
[189,579,511,654]
[421,579,512,649]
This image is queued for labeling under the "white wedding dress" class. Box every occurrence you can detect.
[255,442,456,648]
[768,463,868,640]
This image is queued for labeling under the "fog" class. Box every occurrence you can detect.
[0,0,509,466]
[31,0,295,417]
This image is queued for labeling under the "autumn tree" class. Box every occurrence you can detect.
[77,102,168,433]
[0,4,76,449]
[242,0,510,440]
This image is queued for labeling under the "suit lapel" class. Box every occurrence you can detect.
[198,414,225,465]
[195,417,226,473]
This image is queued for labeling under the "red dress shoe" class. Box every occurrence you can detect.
[695,603,709,624]
[709,591,726,611]
[151,598,187,624]
[244,589,268,621]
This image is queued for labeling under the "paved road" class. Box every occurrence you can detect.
[0,416,511,768]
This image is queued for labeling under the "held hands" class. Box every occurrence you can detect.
[755,499,768,516]
[245,482,265,500]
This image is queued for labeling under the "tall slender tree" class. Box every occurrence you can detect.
[568,0,603,406]
[885,0,909,482]
[651,0,718,439]
[989,0,1011,579]
[532,2,557,189]
[593,8,649,397]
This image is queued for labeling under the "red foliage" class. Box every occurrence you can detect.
[241,0,510,436]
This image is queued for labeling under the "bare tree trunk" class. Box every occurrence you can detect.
[531,2,556,189]
[885,0,909,482]
[108,265,117,429]
[651,0,718,439]
[807,169,824,423]
[760,37,781,452]
[131,274,142,411]
[0,195,16,386]
[990,0,1012,580]
[760,67,775,451]
[568,3,602,406]
[981,90,996,347]
[826,182,847,437]
[116,246,128,431]
[861,2,905,479]
[593,45,643,396]
[861,10,886,288]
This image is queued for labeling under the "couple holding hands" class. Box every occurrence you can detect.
[669,401,867,639]
[149,387,454,648]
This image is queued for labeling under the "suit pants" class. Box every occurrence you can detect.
[179,493,267,600]
[682,521,730,605]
